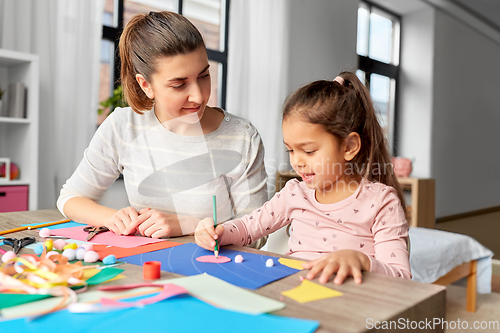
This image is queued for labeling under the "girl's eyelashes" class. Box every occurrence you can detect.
[305,151,316,155]
[285,149,293,154]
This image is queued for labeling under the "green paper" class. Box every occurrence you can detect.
[0,294,51,310]
[86,267,124,285]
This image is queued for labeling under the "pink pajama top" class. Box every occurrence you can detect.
[219,178,411,279]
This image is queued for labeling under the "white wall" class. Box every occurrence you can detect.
[397,7,434,179]
[286,0,358,92]
[431,10,500,217]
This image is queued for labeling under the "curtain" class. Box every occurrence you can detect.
[227,0,290,253]
[0,0,104,209]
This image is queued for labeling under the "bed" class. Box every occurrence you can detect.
[409,227,493,312]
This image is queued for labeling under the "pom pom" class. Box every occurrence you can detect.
[234,254,244,263]
[2,251,17,263]
[75,247,87,260]
[39,227,51,238]
[84,251,100,263]
[62,248,76,261]
[63,243,78,250]
[34,244,45,255]
[43,239,53,252]
[46,251,60,259]
[81,243,93,251]
[53,239,67,251]
[102,255,117,265]
[265,258,274,267]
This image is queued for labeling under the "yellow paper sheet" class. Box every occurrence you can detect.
[278,258,306,270]
[281,279,343,303]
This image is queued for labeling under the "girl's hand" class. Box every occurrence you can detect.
[123,209,182,238]
[104,207,143,235]
[301,250,371,285]
[194,218,225,251]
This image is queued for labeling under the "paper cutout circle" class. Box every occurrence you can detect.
[196,255,231,263]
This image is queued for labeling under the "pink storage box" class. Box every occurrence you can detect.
[0,185,29,212]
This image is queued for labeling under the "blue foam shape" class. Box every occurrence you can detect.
[120,243,299,290]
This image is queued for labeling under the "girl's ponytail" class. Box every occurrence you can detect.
[339,72,406,212]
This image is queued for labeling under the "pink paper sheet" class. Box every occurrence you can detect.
[51,226,166,248]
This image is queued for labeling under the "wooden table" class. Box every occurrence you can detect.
[0,209,446,332]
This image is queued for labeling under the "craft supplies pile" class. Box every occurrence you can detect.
[0,219,326,333]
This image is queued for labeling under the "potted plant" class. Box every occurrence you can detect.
[98,85,128,117]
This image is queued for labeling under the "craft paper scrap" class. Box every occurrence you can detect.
[0,268,125,311]
[0,295,320,333]
[281,279,343,303]
[120,243,300,290]
[165,273,285,314]
[278,258,307,270]
[22,220,84,230]
[92,240,183,260]
[51,226,166,248]
[0,286,163,319]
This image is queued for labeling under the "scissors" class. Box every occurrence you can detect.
[2,237,36,254]
[83,226,109,241]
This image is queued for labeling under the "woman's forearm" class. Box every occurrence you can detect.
[63,197,118,227]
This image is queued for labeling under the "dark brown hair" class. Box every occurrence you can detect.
[119,11,206,113]
[282,71,406,212]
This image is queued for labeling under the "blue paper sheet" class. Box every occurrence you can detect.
[21,220,84,230]
[120,243,299,289]
[0,294,319,333]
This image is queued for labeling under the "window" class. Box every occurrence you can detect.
[99,0,230,125]
[357,1,400,153]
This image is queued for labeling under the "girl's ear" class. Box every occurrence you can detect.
[136,74,155,99]
[344,132,361,161]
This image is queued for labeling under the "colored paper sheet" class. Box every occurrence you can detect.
[120,243,299,290]
[92,240,182,260]
[86,267,124,286]
[51,226,166,248]
[164,273,285,314]
[0,295,320,333]
[22,220,84,230]
[281,279,343,303]
[278,258,306,270]
[0,294,50,310]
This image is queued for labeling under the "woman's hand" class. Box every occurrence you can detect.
[122,209,184,238]
[301,250,371,285]
[194,218,225,251]
[104,207,143,235]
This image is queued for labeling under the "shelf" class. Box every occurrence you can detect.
[0,48,39,211]
[0,179,31,186]
[0,117,31,124]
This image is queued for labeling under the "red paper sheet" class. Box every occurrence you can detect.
[51,226,168,248]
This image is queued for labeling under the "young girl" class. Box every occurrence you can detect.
[57,11,268,248]
[195,71,411,284]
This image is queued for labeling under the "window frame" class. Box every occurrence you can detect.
[101,0,230,109]
[357,0,401,155]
